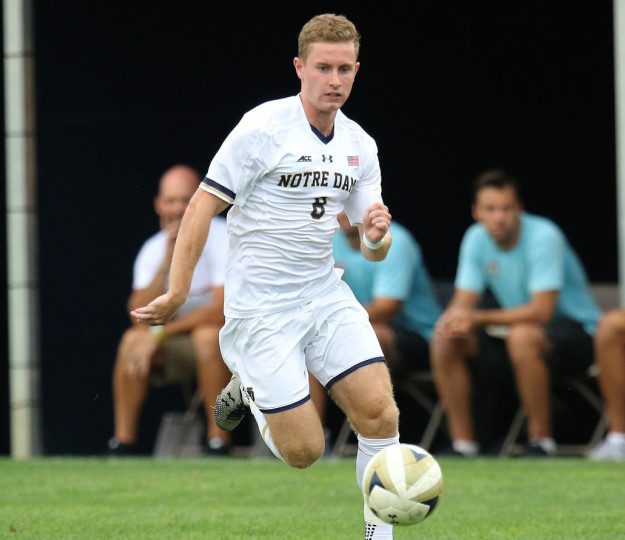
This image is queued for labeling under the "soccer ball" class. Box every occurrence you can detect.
[362,443,443,526]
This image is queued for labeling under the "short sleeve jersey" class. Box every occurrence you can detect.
[133,215,228,318]
[332,222,442,341]
[200,95,383,318]
[455,212,601,334]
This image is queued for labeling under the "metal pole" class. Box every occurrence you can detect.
[615,0,625,305]
[3,0,41,458]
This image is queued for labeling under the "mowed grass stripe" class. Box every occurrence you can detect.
[0,457,623,539]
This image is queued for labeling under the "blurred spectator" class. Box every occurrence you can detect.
[587,309,625,461]
[310,212,442,430]
[430,168,601,456]
[108,164,231,455]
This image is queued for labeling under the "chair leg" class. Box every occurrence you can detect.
[419,401,444,451]
[331,417,356,457]
[499,407,526,457]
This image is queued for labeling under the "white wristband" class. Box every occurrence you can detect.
[362,233,386,251]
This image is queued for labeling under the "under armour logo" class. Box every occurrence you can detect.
[322,154,333,163]
[297,155,312,162]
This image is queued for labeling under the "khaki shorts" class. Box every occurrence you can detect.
[149,334,197,387]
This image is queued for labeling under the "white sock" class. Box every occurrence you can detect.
[452,439,480,456]
[606,432,625,445]
[249,400,284,462]
[357,433,399,537]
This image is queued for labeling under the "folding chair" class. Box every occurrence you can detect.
[498,364,607,456]
[153,384,204,457]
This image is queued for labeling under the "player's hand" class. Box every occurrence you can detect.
[363,202,391,243]
[116,326,162,380]
[131,291,185,326]
[436,307,474,339]
[123,332,160,379]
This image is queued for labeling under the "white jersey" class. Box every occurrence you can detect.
[133,216,228,317]
[200,95,383,318]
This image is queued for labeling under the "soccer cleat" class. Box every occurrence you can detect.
[587,438,625,461]
[364,523,393,539]
[214,375,249,431]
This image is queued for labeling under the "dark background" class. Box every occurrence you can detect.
[0,1,617,454]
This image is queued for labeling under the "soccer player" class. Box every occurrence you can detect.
[132,14,400,539]
[430,168,601,457]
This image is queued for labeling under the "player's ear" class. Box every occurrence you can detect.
[294,57,304,79]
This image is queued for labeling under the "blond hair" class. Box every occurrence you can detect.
[297,13,360,60]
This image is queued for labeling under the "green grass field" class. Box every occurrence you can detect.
[1,456,624,539]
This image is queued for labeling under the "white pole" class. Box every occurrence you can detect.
[3,0,41,458]
[615,0,625,306]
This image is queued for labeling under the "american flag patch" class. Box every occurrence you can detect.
[347,155,360,167]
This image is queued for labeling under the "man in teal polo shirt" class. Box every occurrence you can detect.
[431,168,601,457]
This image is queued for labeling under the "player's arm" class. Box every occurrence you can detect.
[435,288,481,338]
[132,189,229,325]
[469,290,558,327]
[365,297,402,324]
[127,270,171,320]
[358,202,392,262]
[127,240,176,322]
[158,285,225,337]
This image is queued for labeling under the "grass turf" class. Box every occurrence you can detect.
[0,456,624,539]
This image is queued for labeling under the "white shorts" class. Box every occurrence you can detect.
[219,281,384,412]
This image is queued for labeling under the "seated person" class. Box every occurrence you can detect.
[431,168,602,456]
[587,308,625,461]
[310,211,442,427]
[108,164,231,455]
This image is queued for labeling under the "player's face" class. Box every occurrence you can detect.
[295,41,360,114]
[472,186,522,248]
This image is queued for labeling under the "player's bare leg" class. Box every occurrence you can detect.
[506,323,556,454]
[331,361,400,540]
[215,374,325,467]
[589,310,625,460]
[263,400,325,468]
[309,372,328,422]
[112,327,151,448]
[192,325,232,453]
[430,332,480,455]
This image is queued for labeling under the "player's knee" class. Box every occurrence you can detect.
[506,324,546,363]
[597,309,625,344]
[192,324,220,351]
[358,400,399,438]
[281,439,324,469]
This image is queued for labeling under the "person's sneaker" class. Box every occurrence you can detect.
[587,438,625,461]
[107,437,136,457]
[518,441,555,457]
[215,375,249,431]
[202,437,231,456]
